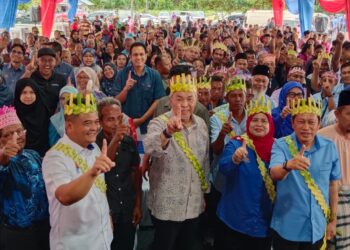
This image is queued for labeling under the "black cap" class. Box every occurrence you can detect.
[338,90,350,108]
[235,52,247,61]
[37,48,56,58]
[252,65,270,77]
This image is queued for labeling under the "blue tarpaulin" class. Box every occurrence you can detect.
[68,0,78,22]
[285,0,314,34]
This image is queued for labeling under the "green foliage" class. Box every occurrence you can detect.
[90,0,272,11]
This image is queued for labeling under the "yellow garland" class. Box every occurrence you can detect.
[159,115,209,191]
[52,143,107,194]
[285,136,329,250]
[241,134,276,202]
[216,111,235,139]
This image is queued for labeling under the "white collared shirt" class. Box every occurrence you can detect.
[43,135,112,250]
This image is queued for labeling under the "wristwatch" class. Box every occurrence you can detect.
[162,129,172,139]
[282,160,292,172]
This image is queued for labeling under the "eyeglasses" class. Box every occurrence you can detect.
[287,92,303,98]
[2,129,26,139]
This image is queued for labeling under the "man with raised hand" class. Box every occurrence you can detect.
[42,93,114,250]
[269,98,341,250]
[144,73,209,250]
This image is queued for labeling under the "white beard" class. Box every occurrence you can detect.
[253,89,267,101]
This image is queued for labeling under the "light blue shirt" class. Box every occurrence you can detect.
[312,92,339,127]
[0,63,25,96]
[269,133,341,243]
[210,104,247,192]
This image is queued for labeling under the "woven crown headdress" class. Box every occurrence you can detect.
[197,77,211,90]
[212,42,228,53]
[291,98,322,117]
[225,77,246,93]
[182,38,201,50]
[170,74,197,93]
[246,96,272,116]
[64,93,97,116]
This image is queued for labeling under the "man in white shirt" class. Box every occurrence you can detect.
[42,93,114,250]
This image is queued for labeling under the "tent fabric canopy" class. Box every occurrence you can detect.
[319,0,350,39]
[272,0,284,26]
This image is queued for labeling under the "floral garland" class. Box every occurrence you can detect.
[285,135,329,250]
[241,134,276,202]
[159,115,209,191]
[52,143,107,194]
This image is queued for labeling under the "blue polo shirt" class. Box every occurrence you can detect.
[115,65,165,134]
[218,139,273,237]
[0,63,25,96]
[269,133,341,243]
[54,61,74,83]
[210,104,247,192]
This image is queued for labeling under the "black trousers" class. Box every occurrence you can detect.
[218,221,271,250]
[151,215,203,250]
[272,230,324,250]
[111,212,137,250]
[0,220,50,250]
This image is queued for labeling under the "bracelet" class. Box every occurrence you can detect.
[330,211,337,222]
[162,129,172,139]
[282,160,292,172]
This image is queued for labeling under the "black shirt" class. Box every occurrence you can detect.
[30,70,66,116]
[96,131,140,221]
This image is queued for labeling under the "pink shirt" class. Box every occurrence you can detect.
[319,124,350,186]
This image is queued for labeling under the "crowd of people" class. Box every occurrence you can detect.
[0,12,349,250]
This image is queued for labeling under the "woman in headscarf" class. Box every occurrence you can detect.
[14,78,50,157]
[217,98,275,250]
[48,86,78,146]
[100,62,119,97]
[272,81,305,139]
[75,66,106,101]
[78,48,103,79]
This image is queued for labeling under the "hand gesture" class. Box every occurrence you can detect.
[232,140,248,164]
[124,71,137,91]
[280,100,292,118]
[3,132,21,159]
[336,32,345,44]
[286,144,310,170]
[220,113,233,136]
[113,115,129,142]
[146,41,152,54]
[166,104,183,135]
[91,139,115,177]
[312,58,320,71]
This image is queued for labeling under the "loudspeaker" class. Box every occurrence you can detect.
[30,6,41,23]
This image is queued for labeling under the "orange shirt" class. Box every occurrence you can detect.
[319,124,350,186]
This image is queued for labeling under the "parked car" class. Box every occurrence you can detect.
[87,10,117,22]
[55,11,88,22]
[191,11,205,21]
[139,13,159,26]
[158,11,170,23]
